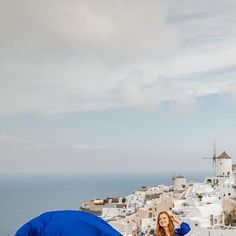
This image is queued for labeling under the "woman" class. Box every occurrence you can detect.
[156,211,190,236]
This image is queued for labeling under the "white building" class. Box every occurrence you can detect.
[126,191,146,208]
[204,151,236,199]
[219,176,236,198]
[215,151,232,178]
[186,204,223,227]
[232,164,236,177]
[173,175,187,191]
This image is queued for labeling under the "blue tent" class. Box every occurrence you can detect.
[15,210,123,236]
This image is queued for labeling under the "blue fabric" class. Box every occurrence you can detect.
[175,223,191,236]
[15,210,123,236]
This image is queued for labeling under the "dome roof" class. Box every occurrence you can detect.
[175,175,186,179]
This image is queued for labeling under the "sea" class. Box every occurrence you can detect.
[0,172,209,236]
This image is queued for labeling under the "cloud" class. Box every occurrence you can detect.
[33,143,109,151]
[71,144,108,150]
[0,135,25,145]
[0,134,109,151]
[227,83,236,102]
[0,0,182,115]
[0,0,179,63]
[172,95,199,114]
[161,40,236,76]
[116,69,173,109]
[1,0,236,116]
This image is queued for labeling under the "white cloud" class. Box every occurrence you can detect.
[0,0,179,63]
[161,40,236,76]
[116,69,173,109]
[0,134,109,151]
[1,0,236,116]
[0,135,25,145]
[32,142,109,151]
[71,144,108,150]
[172,95,199,115]
[0,0,181,115]
[227,83,236,102]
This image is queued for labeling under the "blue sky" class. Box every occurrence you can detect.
[1,0,236,174]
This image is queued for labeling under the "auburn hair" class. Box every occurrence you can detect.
[156,211,175,236]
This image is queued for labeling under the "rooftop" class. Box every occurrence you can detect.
[217,151,231,159]
[175,175,186,179]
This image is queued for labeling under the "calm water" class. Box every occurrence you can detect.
[0,172,208,236]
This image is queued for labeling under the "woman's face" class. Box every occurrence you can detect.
[159,213,170,228]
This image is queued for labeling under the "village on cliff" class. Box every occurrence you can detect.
[81,150,236,236]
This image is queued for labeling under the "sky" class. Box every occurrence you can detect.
[1,0,236,175]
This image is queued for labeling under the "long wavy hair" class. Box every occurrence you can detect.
[156,211,175,236]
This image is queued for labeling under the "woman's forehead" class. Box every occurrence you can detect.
[160,213,168,217]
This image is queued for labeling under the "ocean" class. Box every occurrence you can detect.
[0,172,208,236]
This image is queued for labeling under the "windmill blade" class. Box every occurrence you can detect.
[172,171,175,181]
[213,158,216,173]
[203,142,217,175]
[171,171,175,188]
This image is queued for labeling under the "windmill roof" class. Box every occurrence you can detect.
[216,151,231,159]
